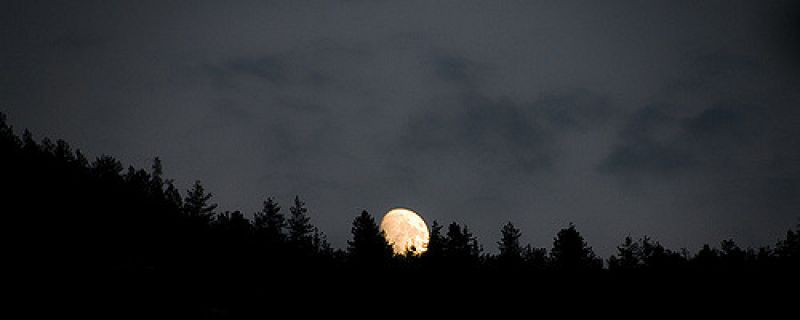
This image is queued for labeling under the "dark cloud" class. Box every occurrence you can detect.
[224,56,289,84]
[600,103,751,177]
[432,55,475,84]
[209,53,334,89]
[2,0,799,255]
[599,45,800,248]
[400,94,552,173]
[535,90,614,132]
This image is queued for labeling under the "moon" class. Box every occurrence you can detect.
[380,208,430,255]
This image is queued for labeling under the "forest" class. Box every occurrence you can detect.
[2,112,798,316]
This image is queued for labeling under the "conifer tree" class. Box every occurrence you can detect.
[312,226,332,256]
[163,180,183,208]
[444,222,481,266]
[253,197,285,244]
[149,157,165,198]
[498,222,523,263]
[550,223,601,271]
[348,210,392,265]
[609,236,641,271]
[287,196,314,253]
[183,180,218,223]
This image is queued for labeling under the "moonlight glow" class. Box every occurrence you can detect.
[380,208,430,255]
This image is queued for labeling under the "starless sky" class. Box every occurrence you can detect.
[2,1,799,255]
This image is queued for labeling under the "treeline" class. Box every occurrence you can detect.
[1,112,798,272]
[1,112,798,314]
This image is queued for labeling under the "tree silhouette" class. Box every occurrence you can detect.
[92,155,124,182]
[253,197,285,246]
[608,235,687,271]
[21,129,37,153]
[443,222,481,267]
[40,137,54,154]
[74,149,89,169]
[347,210,392,266]
[53,139,74,163]
[215,210,251,234]
[638,236,665,268]
[497,222,523,266]
[0,113,20,149]
[608,236,641,271]
[693,244,720,270]
[550,223,601,271]
[422,220,445,268]
[312,226,333,257]
[149,157,165,198]
[287,196,314,255]
[774,223,799,267]
[183,180,218,224]
[719,239,746,270]
[164,179,183,209]
[125,166,152,195]
[522,245,548,270]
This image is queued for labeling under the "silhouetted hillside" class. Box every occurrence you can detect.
[1,112,798,316]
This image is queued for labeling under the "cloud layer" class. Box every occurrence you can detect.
[2,1,799,255]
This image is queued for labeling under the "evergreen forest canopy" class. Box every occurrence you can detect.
[1,112,798,315]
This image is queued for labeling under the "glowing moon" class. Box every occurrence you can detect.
[380,208,430,255]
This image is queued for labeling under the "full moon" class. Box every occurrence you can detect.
[380,208,430,255]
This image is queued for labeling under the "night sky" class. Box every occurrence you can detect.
[2,1,799,256]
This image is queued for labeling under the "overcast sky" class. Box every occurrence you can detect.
[2,0,799,255]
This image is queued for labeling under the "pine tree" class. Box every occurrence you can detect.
[775,224,799,265]
[609,236,641,271]
[498,222,523,263]
[423,220,445,264]
[74,149,89,169]
[215,210,251,235]
[22,129,38,154]
[92,155,124,184]
[287,196,314,253]
[348,210,392,265]
[312,226,332,257]
[163,179,183,209]
[444,222,481,266]
[694,244,720,269]
[550,223,601,271]
[719,239,746,269]
[124,166,151,193]
[54,139,74,162]
[183,180,217,223]
[149,157,165,198]
[522,245,548,270]
[253,197,285,244]
[0,112,20,149]
[40,137,54,154]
